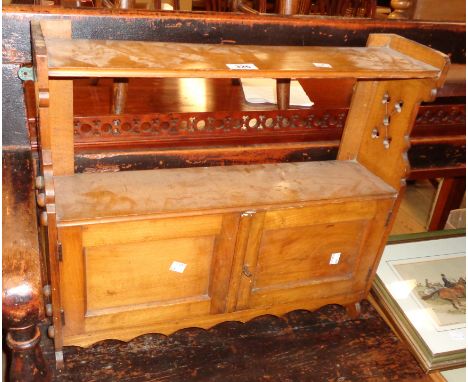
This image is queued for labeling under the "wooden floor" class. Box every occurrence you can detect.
[43,301,432,382]
[392,179,465,235]
[391,180,437,235]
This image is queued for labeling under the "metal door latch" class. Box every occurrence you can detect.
[242,265,253,278]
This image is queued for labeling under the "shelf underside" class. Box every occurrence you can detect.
[54,160,396,225]
[45,38,440,79]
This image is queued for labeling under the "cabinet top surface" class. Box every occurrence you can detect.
[44,38,441,79]
[54,161,396,225]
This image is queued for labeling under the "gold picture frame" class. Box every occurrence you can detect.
[372,230,466,372]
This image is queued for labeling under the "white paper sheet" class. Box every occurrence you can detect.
[441,367,466,382]
[241,78,313,107]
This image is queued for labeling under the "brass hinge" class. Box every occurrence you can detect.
[60,309,65,326]
[56,242,63,262]
[365,268,373,282]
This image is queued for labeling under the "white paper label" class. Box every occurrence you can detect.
[313,62,332,68]
[329,252,341,265]
[226,63,259,70]
[169,261,187,273]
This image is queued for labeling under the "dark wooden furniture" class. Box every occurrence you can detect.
[3,151,51,382]
[233,0,377,16]
[40,301,434,381]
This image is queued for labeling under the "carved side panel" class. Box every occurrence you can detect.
[339,79,437,190]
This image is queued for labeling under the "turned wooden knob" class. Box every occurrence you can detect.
[388,0,412,19]
[37,193,46,208]
[35,176,45,190]
[43,285,51,298]
[45,304,53,317]
[3,277,50,381]
[40,211,48,226]
[47,325,55,339]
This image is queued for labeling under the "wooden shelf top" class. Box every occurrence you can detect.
[44,38,441,79]
[54,161,396,225]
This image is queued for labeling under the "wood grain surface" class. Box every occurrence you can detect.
[2,150,50,381]
[53,161,396,224]
[45,38,441,79]
[42,300,432,381]
[84,236,214,311]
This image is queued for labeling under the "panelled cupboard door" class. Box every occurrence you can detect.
[59,213,239,346]
[235,199,395,311]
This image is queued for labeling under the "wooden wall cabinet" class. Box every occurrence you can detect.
[55,163,395,347]
[31,19,449,366]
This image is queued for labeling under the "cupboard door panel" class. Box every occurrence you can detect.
[60,213,239,345]
[255,219,368,290]
[236,199,394,310]
[85,236,215,313]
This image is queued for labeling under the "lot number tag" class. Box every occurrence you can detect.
[329,252,341,265]
[226,63,259,70]
[313,63,333,68]
[169,261,187,273]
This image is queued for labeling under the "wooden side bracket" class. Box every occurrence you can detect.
[367,33,450,89]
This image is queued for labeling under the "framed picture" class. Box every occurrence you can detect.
[372,231,466,372]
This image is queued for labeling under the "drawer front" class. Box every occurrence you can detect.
[59,213,239,345]
[236,199,394,310]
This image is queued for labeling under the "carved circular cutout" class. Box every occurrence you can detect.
[101,124,112,134]
[180,120,188,130]
[80,124,92,135]
[141,122,152,132]
[196,120,206,130]
[121,123,132,132]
